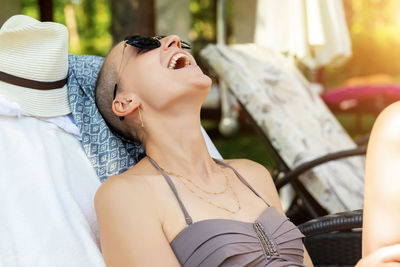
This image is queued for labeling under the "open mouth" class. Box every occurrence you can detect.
[168,53,191,70]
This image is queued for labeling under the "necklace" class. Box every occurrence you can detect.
[159,163,241,214]
[159,165,229,195]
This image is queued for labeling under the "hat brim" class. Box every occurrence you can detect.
[0,81,71,117]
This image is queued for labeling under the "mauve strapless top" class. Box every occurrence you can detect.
[148,157,305,267]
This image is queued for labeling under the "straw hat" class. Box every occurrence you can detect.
[0,15,70,117]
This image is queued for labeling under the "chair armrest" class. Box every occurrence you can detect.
[275,146,367,189]
[299,210,363,265]
[298,209,363,238]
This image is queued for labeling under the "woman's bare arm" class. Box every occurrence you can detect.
[363,102,400,256]
[94,174,181,267]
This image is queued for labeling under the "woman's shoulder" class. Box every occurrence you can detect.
[96,168,149,196]
[222,158,272,179]
[377,101,400,120]
[95,158,162,200]
[222,158,268,172]
[94,167,159,218]
[221,158,283,210]
[365,101,400,193]
[371,101,400,144]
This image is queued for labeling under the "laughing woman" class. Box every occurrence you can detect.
[94,35,313,267]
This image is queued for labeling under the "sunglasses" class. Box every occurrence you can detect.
[124,35,191,52]
[114,35,191,121]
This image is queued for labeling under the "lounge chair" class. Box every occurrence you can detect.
[201,43,365,218]
[201,44,365,265]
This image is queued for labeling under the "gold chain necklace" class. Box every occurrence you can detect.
[159,166,229,195]
[159,164,241,214]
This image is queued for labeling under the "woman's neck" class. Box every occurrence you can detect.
[143,110,217,182]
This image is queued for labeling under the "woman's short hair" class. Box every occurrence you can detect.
[95,55,138,141]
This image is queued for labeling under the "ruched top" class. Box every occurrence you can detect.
[148,157,305,267]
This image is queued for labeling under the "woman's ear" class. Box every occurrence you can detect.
[112,96,140,118]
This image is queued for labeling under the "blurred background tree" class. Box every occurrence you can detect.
[38,0,54,21]
[111,0,155,45]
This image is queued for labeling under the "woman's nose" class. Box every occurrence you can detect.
[162,35,182,50]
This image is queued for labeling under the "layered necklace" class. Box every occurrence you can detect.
[158,163,242,214]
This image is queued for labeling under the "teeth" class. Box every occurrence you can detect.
[168,53,190,69]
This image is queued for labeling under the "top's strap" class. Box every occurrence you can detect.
[0,71,68,90]
[212,158,270,207]
[147,156,193,225]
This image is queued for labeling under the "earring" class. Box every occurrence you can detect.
[138,107,144,128]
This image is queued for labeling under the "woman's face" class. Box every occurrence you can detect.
[118,35,212,111]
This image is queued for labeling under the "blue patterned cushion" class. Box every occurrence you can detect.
[67,54,145,182]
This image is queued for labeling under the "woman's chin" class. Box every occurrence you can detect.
[194,74,212,90]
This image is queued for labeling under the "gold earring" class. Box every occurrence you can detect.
[138,107,144,128]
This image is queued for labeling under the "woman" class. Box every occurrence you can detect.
[93,35,313,266]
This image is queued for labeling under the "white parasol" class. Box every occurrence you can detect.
[255,0,352,69]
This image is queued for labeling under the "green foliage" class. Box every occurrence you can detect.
[189,0,216,60]
[212,132,276,170]
[190,0,216,41]
[21,0,39,19]
[189,0,235,72]
[74,0,111,56]
[21,0,111,56]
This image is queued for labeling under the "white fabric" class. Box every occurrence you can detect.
[201,126,223,160]
[254,0,352,68]
[0,116,105,267]
[201,44,364,213]
[0,94,80,137]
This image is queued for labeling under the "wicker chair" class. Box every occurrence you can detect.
[299,210,363,265]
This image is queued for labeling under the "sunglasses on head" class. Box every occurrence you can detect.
[124,35,191,53]
[113,35,191,121]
